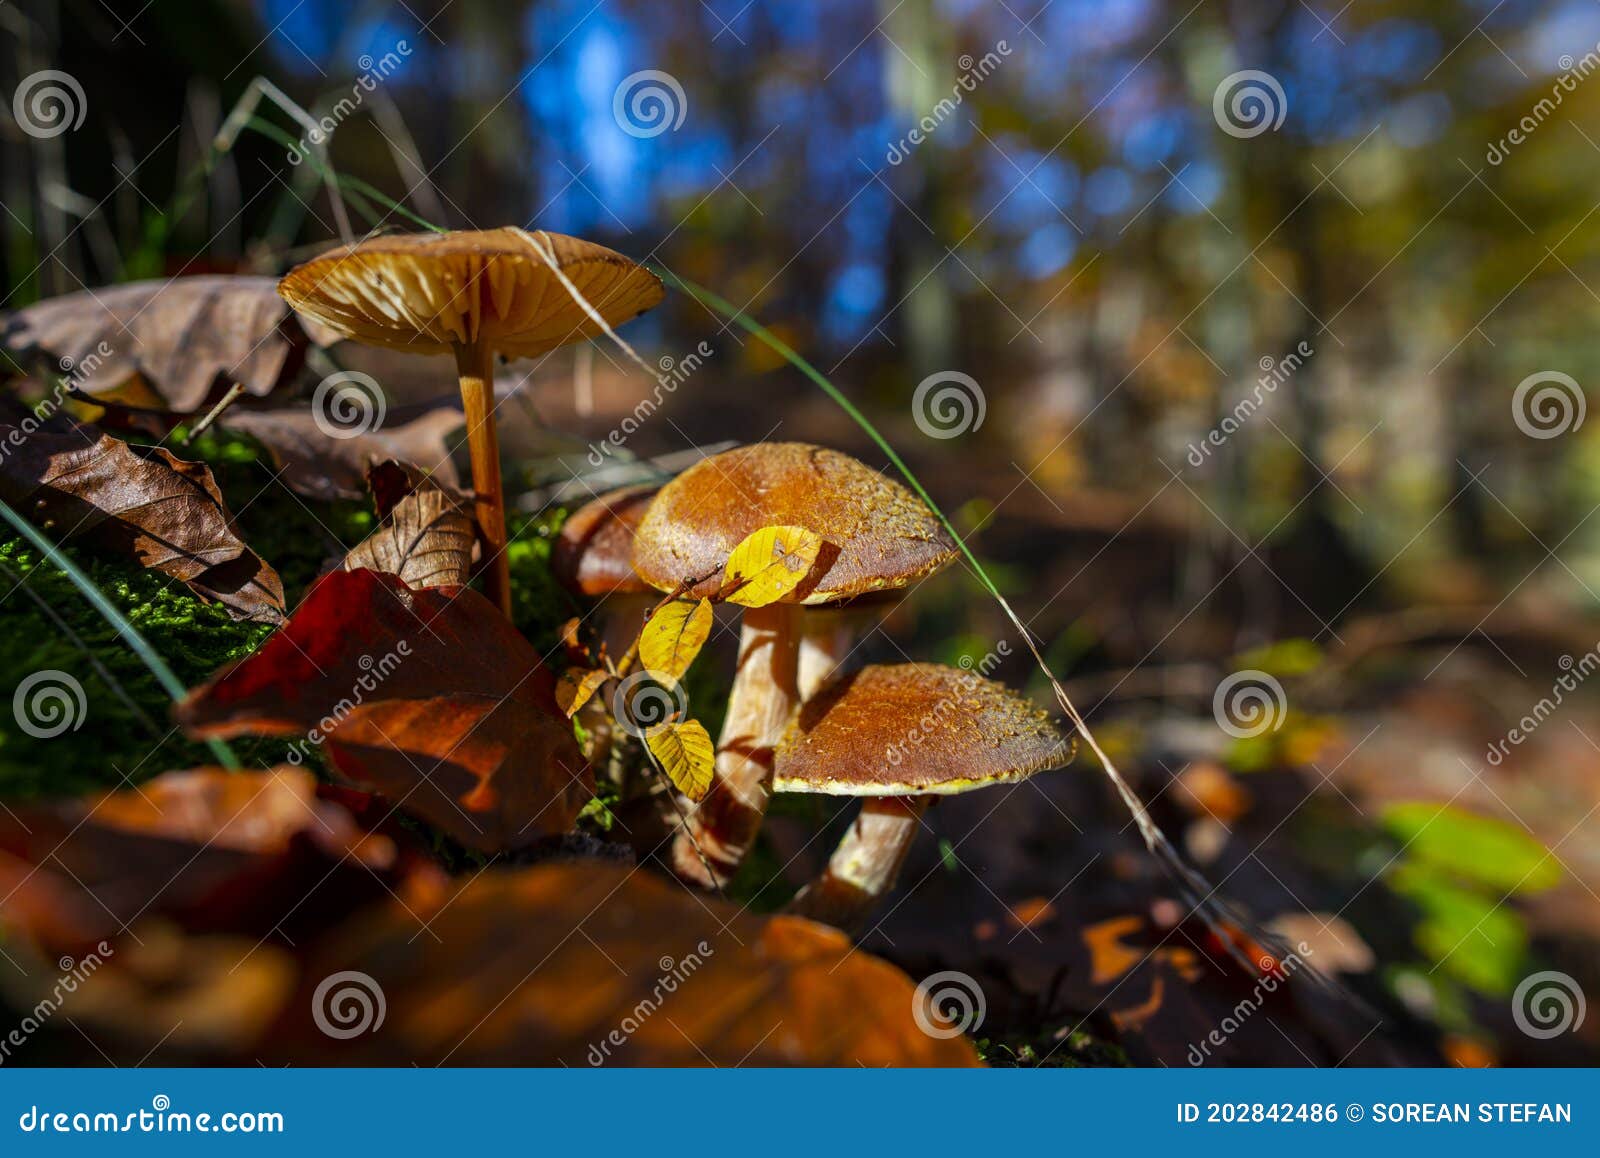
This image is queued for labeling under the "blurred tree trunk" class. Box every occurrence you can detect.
[882,0,955,377]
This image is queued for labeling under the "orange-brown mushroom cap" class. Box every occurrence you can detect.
[277,228,663,358]
[551,483,658,597]
[773,664,1072,795]
[631,443,958,604]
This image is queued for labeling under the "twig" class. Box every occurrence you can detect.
[182,381,246,444]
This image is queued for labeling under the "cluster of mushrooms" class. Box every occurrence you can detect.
[278,228,1072,931]
[557,444,1073,929]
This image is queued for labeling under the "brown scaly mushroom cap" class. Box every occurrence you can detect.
[632,443,958,603]
[551,484,659,598]
[277,228,664,358]
[774,663,1070,796]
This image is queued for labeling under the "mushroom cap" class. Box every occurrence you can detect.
[631,443,957,604]
[551,483,659,597]
[277,228,663,358]
[773,664,1071,795]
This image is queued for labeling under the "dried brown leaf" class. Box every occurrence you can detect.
[1,276,338,413]
[222,401,463,502]
[343,460,474,588]
[0,416,284,622]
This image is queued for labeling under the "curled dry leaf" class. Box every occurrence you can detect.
[721,524,824,608]
[637,597,712,685]
[177,569,593,853]
[343,460,474,588]
[0,416,284,622]
[556,667,609,718]
[646,718,715,801]
[0,276,340,414]
[221,400,464,502]
[265,862,980,1066]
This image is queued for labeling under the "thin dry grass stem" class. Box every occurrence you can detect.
[183,381,246,444]
[214,77,354,245]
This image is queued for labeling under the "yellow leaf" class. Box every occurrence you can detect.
[646,719,715,801]
[638,598,713,686]
[721,524,824,608]
[556,667,608,718]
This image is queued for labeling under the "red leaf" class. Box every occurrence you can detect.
[176,569,592,852]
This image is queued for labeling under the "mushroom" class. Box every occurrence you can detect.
[551,482,660,661]
[631,442,957,887]
[775,663,1071,931]
[278,228,663,615]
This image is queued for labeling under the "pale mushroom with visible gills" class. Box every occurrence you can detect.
[775,663,1072,931]
[278,228,663,615]
[631,442,958,888]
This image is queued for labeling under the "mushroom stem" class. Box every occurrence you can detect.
[797,609,857,701]
[599,592,654,666]
[454,339,512,616]
[788,796,931,931]
[671,601,801,887]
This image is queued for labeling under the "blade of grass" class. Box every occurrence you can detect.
[0,496,239,769]
[239,117,443,234]
[0,559,161,735]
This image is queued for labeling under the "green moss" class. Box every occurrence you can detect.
[978,1027,1131,1068]
[506,511,579,655]
[0,535,272,798]
[576,775,622,834]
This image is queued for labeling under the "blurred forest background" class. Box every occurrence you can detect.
[3,0,1600,1065]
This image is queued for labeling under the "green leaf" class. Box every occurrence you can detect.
[1382,801,1562,894]
[1390,864,1529,995]
[1231,638,1324,679]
